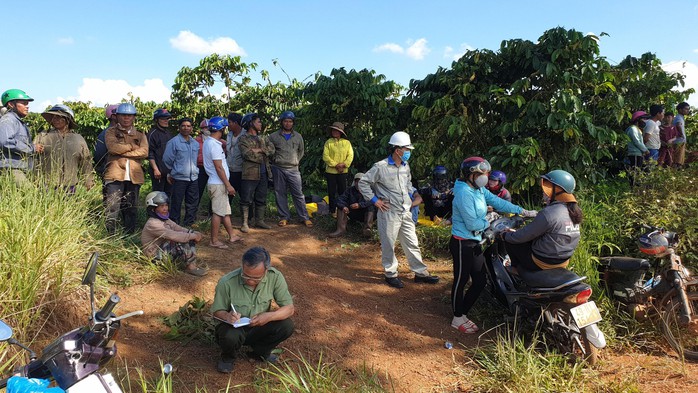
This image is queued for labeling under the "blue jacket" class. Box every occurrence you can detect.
[451,179,522,241]
[163,134,199,181]
[0,111,34,170]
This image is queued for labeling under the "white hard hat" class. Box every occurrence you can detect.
[388,131,413,149]
[145,191,169,207]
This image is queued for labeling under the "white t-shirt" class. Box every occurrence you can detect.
[203,137,229,185]
[643,119,661,149]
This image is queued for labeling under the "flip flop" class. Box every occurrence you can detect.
[228,235,243,244]
[210,242,229,249]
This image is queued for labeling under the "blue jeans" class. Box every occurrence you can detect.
[648,149,659,161]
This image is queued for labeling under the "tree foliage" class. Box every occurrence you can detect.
[298,68,404,178]
[406,27,691,192]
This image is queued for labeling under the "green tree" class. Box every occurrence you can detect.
[298,68,403,181]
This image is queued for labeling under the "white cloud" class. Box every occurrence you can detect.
[57,37,74,45]
[373,38,430,60]
[74,78,171,106]
[444,43,474,61]
[405,38,430,60]
[169,30,246,56]
[663,60,698,107]
[374,43,404,54]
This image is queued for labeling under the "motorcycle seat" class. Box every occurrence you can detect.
[598,257,650,271]
[517,267,585,291]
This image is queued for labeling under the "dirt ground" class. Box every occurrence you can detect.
[112,220,698,392]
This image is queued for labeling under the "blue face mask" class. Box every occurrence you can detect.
[401,150,411,162]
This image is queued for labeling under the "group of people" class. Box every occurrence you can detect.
[0,87,683,374]
[625,102,691,184]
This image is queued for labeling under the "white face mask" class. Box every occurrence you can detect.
[474,174,488,188]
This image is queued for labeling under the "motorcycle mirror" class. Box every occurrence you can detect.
[0,320,14,341]
[82,252,99,286]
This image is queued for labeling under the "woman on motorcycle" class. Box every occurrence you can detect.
[502,169,582,271]
[450,157,537,333]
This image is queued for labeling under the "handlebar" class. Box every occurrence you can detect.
[95,294,120,322]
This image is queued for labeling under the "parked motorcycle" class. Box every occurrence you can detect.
[481,214,606,365]
[0,253,143,391]
[598,225,698,360]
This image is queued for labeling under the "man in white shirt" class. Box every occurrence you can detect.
[203,116,242,248]
[643,104,663,162]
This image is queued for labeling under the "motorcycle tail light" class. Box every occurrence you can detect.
[564,288,592,304]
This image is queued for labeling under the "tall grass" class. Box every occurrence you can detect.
[0,172,103,336]
[254,352,391,393]
[0,172,153,373]
[468,329,640,393]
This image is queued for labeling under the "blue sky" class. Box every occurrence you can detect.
[3,0,697,111]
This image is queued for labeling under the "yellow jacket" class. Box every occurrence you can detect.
[322,138,353,174]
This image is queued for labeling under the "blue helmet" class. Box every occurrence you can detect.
[279,111,295,121]
[433,165,447,178]
[153,108,172,120]
[241,113,258,129]
[208,116,228,131]
[489,170,507,185]
[116,103,137,115]
[541,169,576,194]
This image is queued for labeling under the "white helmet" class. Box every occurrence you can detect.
[388,131,413,149]
[145,191,169,207]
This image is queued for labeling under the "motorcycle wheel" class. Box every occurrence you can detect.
[658,280,698,361]
[576,330,599,366]
[549,308,598,366]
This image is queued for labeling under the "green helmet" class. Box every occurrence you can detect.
[2,89,34,106]
[541,170,576,194]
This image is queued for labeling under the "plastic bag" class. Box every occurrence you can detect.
[7,376,65,393]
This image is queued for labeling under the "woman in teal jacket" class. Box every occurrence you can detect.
[449,157,537,334]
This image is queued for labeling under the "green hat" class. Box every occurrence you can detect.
[2,89,34,106]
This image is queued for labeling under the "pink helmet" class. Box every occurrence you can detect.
[199,119,209,129]
[105,104,119,119]
[630,111,650,123]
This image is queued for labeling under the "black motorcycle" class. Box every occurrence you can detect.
[0,253,143,392]
[481,214,606,365]
[598,225,698,360]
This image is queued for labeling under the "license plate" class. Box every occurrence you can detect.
[570,301,602,329]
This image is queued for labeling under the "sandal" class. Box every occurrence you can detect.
[210,242,229,249]
[453,319,479,334]
[227,235,243,244]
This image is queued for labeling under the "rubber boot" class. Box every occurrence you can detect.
[241,206,250,233]
[254,206,272,229]
[328,209,348,238]
[362,210,375,236]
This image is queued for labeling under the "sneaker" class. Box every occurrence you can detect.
[217,359,234,373]
[278,220,288,227]
[414,274,440,284]
[303,220,313,228]
[185,266,209,277]
[384,276,404,288]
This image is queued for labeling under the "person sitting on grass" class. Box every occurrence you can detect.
[328,172,375,238]
[140,191,208,277]
[211,246,295,373]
